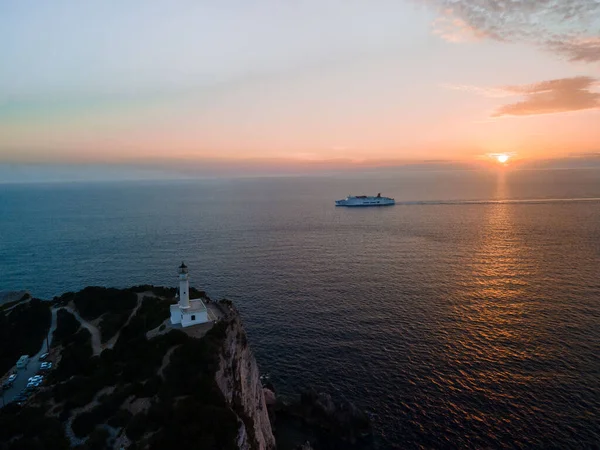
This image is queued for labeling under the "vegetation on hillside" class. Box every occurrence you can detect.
[189,286,207,300]
[72,287,137,321]
[0,298,51,376]
[98,311,131,343]
[52,308,81,345]
[129,285,177,298]
[0,405,69,450]
[132,295,171,333]
[2,287,239,450]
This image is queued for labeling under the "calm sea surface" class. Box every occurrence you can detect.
[1,169,600,448]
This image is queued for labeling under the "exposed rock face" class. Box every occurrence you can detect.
[0,290,29,305]
[215,306,276,450]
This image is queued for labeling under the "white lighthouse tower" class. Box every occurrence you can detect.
[169,262,209,327]
[178,261,190,309]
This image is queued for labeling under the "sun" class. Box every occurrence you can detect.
[496,154,510,164]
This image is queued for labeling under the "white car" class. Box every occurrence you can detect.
[39,353,49,361]
[8,374,17,383]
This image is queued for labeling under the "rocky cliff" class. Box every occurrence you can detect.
[216,305,276,450]
[0,287,276,450]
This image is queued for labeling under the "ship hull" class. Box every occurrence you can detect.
[335,203,395,207]
[335,197,395,207]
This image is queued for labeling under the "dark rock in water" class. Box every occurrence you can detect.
[274,388,373,449]
[263,380,276,393]
[264,388,277,406]
[298,388,372,442]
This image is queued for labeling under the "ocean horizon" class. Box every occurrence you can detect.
[2,168,599,448]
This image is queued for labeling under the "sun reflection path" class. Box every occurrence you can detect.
[432,171,558,436]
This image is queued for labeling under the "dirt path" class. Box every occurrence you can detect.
[1,298,31,314]
[158,346,179,380]
[64,307,102,356]
[104,292,147,350]
[64,386,115,447]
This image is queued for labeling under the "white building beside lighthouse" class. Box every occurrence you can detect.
[169,262,209,327]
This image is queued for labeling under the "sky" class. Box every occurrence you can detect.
[1,0,600,179]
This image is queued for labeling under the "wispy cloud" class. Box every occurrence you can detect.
[442,83,516,98]
[446,76,600,117]
[432,16,490,43]
[423,0,600,62]
[547,36,600,63]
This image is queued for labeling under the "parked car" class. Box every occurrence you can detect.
[8,373,17,383]
[28,377,42,385]
[40,362,53,371]
[26,380,41,390]
[16,355,29,369]
[39,353,49,361]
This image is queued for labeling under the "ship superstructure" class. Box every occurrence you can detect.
[335,193,395,207]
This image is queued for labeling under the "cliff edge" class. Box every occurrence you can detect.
[216,303,276,450]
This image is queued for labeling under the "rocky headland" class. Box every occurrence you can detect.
[0,287,372,450]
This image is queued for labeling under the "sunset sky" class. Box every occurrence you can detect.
[1,0,600,177]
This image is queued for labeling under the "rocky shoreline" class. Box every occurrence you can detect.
[264,384,373,450]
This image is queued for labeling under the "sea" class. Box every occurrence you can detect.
[1,168,599,448]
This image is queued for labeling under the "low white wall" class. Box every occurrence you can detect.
[182,310,208,327]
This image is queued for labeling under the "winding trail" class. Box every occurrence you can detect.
[64,292,150,355]
[63,307,102,356]
[158,346,179,381]
[104,292,147,350]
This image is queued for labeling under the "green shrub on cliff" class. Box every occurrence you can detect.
[84,426,110,450]
[128,285,177,299]
[52,309,81,346]
[146,398,239,450]
[98,310,131,343]
[137,295,171,331]
[189,286,207,300]
[52,329,95,384]
[73,287,137,320]
[54,375,104,409]
[0,405,69,450]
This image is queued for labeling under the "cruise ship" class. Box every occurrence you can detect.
[335,193,395,207]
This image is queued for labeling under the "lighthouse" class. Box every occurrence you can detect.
[169,262,209,327]
[178,262,190,309]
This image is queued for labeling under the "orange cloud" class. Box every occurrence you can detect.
[493,76,600,117]
[445,77,600,117]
